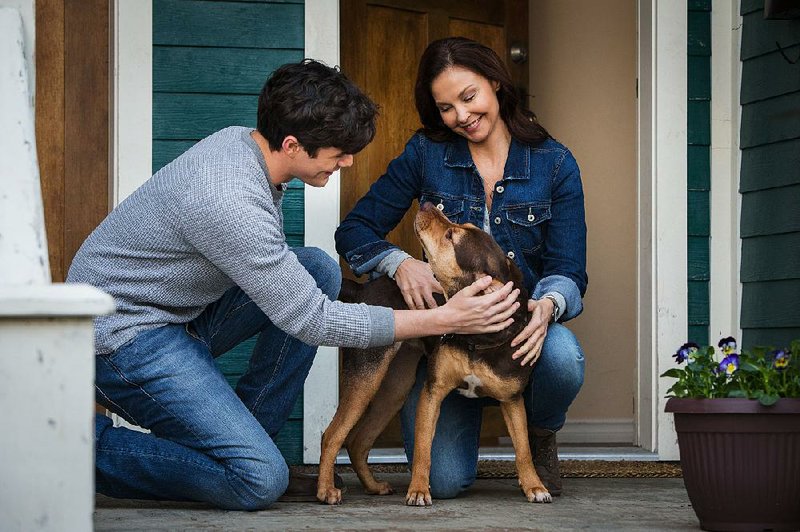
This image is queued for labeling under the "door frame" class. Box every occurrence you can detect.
[110,0,742,462]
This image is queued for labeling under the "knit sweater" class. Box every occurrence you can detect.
[67,126,395,355]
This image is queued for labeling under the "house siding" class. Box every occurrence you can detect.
[152,0,306,464]
[739,0,800,348]
[688,0,711,345]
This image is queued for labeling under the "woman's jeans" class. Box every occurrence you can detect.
[93,247,341,510]
[400,323,584,499]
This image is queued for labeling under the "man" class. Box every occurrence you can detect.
[70,60,522,510]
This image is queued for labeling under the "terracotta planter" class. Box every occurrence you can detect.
[666,398,800,531]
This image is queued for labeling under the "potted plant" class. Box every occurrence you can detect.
[662,337,800,532]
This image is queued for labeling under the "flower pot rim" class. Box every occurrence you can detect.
[665,397,800,414]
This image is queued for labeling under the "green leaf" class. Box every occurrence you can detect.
[759,394,779,406]
[727,389,747,398]
[661,369,685,379]
[738,361,760,373]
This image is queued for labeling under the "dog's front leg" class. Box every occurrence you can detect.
[499,396,552,503]
[405,379,452,507]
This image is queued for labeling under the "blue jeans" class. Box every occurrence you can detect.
[94,247,341,510]
[400,323,584,499]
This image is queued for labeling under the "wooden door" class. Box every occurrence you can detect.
[340,0,528,264]
[36,0,110,282]
[340,0,528,447]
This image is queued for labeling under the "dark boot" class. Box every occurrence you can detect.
[529,426,562,496]
[278,470,345,502]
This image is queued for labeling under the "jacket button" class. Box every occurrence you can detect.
[496,185,504,194]
[507,251,515,259]
[494,216,501,225]
[528,214,536,222]
[436,203,444,211]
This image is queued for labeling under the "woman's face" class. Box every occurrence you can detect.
[430,65,502,144]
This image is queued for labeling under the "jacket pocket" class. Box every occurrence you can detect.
[504,203,550,253]
[419,194,465,222]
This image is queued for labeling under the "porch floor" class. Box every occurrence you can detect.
[94,471,698,531]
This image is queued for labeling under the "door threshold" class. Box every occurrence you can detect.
[336,445,659,464]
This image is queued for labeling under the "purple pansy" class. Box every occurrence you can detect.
[674,342,699,364]
[773,349,791,370]
[719,353,740,376]
[718,336,737,355]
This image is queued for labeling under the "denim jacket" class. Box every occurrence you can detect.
[335,132,588,321]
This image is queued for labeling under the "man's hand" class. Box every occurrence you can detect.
[510,298,554,366]
[438,276,520,334]
[395,258,444,309]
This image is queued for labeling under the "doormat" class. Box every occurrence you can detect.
[296,460,682,479]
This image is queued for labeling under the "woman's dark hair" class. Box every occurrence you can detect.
[257,59,378,156]
[414,37,550,146]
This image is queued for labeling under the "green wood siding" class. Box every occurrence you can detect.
[739,1,800,349]
[687,1,711,345]
[152,0,306,464]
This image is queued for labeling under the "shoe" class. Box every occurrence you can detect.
[529,426,562,496]
[277,471,345,503]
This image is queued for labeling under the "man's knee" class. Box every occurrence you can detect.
[224,457,289,511]
[429,463,475,499]
[293,247,342,300]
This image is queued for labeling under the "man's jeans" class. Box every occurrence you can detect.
[400,323,584,499]
[94,247,341,510]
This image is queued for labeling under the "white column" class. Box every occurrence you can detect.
[709,0,742,343]
[637,0,688,459]
[302,0,341,464]
[0,6,49,285]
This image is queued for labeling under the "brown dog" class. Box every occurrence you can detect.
[316,202,551,506]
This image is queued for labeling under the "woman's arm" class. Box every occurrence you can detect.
[335,135,425,276]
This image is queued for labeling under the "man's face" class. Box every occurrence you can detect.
[292,146,354,187]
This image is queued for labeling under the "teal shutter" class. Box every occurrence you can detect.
[687,0,711,345]
[739,0,800,348]
[152,0,306,464]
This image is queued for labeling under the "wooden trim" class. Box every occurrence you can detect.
[35,0,65,282]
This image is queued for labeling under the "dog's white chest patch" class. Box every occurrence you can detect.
[456,374,482,398]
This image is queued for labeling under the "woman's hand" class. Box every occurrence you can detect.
[395,258,444,309]
[438,276,520,334]
[510,298,554,366]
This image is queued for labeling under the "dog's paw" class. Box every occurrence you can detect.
[365,481,394,496]
[522,486,552,504]
[317,487,343,505]
[405,487,432,507]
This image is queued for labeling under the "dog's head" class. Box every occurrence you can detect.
[414,202,526,300]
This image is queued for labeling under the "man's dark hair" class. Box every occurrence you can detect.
[257,59,378,157]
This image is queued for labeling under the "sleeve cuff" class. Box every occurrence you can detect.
[375,250,413,279]
[366,305,395,347]
[541,291,566,322]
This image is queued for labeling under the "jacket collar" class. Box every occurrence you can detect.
[443,136,530,180]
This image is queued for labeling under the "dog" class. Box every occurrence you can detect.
[316,202,552,506]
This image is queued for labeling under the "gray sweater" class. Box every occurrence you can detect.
[68,127,395,355]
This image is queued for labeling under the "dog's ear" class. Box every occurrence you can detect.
[480,274,508,294]
[504,257,528,300]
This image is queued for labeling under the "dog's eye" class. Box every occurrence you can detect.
[445,228,453,240]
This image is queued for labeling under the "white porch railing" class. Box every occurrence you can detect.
[0,7,114,531]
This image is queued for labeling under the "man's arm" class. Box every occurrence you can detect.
[392,276,519,340]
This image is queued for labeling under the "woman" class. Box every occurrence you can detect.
[335,37,587,498]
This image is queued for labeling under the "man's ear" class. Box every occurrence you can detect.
[281,135,302,157]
